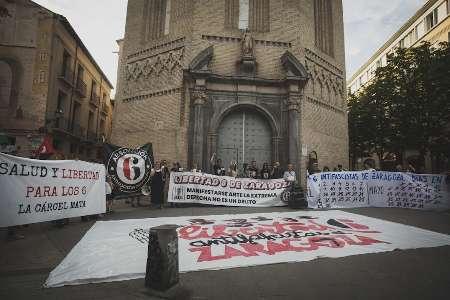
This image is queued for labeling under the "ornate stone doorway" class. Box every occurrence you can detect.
[217,108,272,170]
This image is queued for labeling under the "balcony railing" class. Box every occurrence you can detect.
[90,93,100,106]
[75,79,87,98]
[101,103,109,115]
[52,117,85,139]
[53,117,70,131]
[58,67,74,86]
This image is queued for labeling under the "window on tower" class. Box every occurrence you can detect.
[143,0,171,41]
[239,0,249,29]
[225,0,269,32]
[314,0,334,57]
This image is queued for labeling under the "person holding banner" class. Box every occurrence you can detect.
[150,161,164,209]
[270,161,283,179]
[191,162,201,173]
[248,160,259,179]
[261,163,270,179]
[283,164,296,183]
[213,158,226,176]
[105,176,114,214]
[227,161,238,178]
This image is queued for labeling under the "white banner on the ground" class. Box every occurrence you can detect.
[307,171,450,211]
[45,210,450,287]
[167,172,290,207]
[0,153,105,227]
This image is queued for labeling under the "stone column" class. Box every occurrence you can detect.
[192,89,207,170]
[272,136,281,164]
[207,133,218,173]
[287,87,301,180]
[145,225,179,292]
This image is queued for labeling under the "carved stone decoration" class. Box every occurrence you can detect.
[125,48,184,82]
[122,48,184,96]
[241,29,254,58]
[192,89,208,106]
[189,46,213,73]
[239,29,256,75]
[304,59,344,108]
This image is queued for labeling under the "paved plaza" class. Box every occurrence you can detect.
[1,199,449,300]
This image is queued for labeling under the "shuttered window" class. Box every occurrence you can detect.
[143,0,170,41]
[314,0,334,57]
[225,0,269,32]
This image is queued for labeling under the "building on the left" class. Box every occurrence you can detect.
[0,0,114,160]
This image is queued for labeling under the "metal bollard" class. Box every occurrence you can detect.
[145,224,179,291]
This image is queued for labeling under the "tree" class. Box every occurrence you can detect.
[348,42,450,171]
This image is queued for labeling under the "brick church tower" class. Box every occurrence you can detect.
[112,0,348,185]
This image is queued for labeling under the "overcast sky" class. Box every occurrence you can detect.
[33,0,425,93]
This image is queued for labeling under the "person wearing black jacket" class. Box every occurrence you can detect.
[248,160,259,179]
[260,162,270,179]
[270,161,283,179]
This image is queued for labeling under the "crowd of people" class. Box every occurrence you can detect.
[210,159,295,181]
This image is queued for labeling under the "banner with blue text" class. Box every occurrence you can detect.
[307,171,449,211]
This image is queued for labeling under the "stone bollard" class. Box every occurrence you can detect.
[288,183,308,209]
[145,224,179,292]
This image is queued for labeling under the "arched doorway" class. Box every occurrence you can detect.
[217,108,272,170]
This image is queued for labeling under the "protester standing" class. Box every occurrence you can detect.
[191,162,201,173]
[240,163,249,178]
[337,164,346,172]
[105,176,114,214]
[270,161,283,179]
[323,166,330,172]
[161,160,170,204]
[248,160,259,179]
[227,161,238,177]
[213,158,226,176]
[150,161,164,209]
[283,164,296,184]
[407,163,416,173]
[260,162,270,179]
[171,162,180,173]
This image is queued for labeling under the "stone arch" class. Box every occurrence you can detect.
[0,57,22,113]
[211,103,280,138]
[210,103,281,167]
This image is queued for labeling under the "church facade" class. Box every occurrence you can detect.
[112,0,348,185]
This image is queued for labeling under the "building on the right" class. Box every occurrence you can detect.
[348,0,450,95]
[347,0,450,172]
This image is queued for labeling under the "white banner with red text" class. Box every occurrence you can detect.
[0,153,106,227]
[307,171,450,211]
[44,210,450,287]
[167,172,290,207]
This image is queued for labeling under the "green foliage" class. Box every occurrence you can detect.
[348,42,450,164]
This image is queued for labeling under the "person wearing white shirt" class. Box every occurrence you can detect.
[283,164,296,183]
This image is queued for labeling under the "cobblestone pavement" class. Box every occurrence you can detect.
[1,199,449,300]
